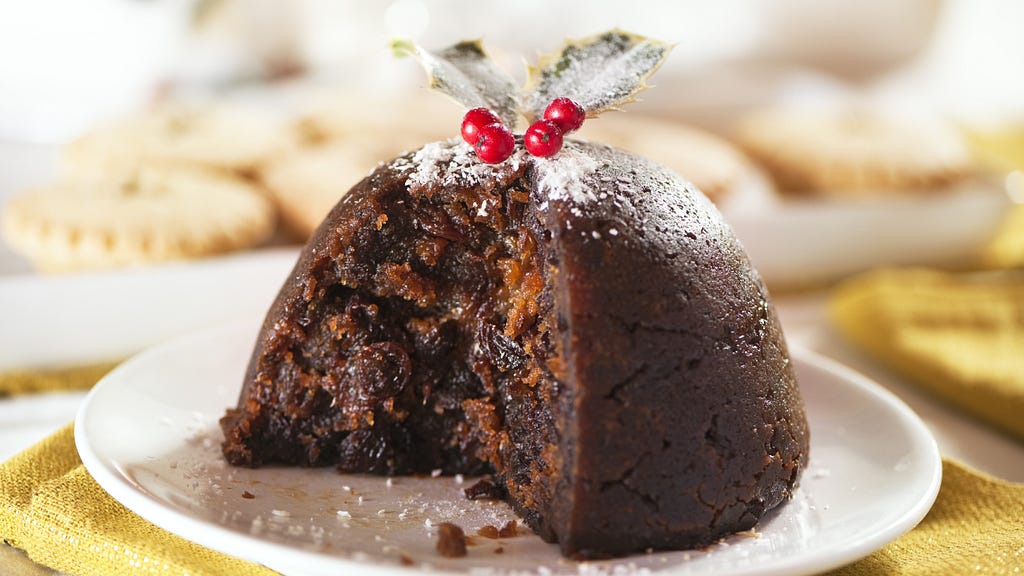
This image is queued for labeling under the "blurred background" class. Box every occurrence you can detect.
[3,6,1024,571]
[0,0,1022,282]
[1,0,1022,139]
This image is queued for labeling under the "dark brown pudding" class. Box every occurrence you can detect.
[221,139,809,558]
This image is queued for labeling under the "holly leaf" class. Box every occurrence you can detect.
[522,30,673,121]
[392,39,520,127]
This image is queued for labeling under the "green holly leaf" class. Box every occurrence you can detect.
[522,30,673,121]
[392,39,520,127]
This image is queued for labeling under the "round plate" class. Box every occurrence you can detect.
[75,319,941,576]
[718,176,1013,287]
[0,247,297,370]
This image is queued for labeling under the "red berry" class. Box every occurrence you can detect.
[524,119,564,158]
[462,108,502,145]
[543,98,585,133]
[474,123,515,164]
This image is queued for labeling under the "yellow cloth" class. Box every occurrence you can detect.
[967,126,1024,173]
[830,268,1024,442]
[5,265,1024,574]
[0,424,279,576]
[0,362,119,396]
[985,204,1024,270]
[829,459,1024,575]
[966,126,1024,269]
[1,425,1022,575]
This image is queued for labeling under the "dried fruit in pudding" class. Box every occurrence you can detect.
[221,31,809,559]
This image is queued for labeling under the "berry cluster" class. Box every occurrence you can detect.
[526,98,586,158]
[461,98,586,164]
[460,108,513,164]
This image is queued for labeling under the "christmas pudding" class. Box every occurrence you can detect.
[221,31,809,558]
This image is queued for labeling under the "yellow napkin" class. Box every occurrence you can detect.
[0,424,278,576]
[1,425,1022,575]
[985,197,1024,270]
[829,459,1024,575]
[830,267,1024,442]
[0,362,119,396]
[967,127,1024,269]
[967,126,1024,174]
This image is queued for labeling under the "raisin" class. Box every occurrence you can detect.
[408,318,457,364]
[344,342,411,403]
[337,429,392,473]
[464,478,506,500]
[349,295,383,328]
[446,250,490,295]
[478,323,524,372]
[419,208,466,241]
[433,365,485,411]
[323,295,385,348]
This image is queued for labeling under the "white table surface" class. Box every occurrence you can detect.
[1,140,1022,574]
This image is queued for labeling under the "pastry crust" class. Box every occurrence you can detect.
[63,105,292,176]
[735,107,973,195]
[1,166,275,272]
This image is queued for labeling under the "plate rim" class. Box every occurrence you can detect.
[718,176,1012,286]
[783,345,943,572]
[74,322,942,576]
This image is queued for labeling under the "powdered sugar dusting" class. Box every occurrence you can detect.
[534,143,600,210]
[399,139,602,215]
[402,139,525,192]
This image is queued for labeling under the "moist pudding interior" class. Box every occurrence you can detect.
[221,164,565,533]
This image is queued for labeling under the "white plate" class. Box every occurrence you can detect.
[718,175,1015,287]
[0,248,298,370]
[75,319,941,576]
